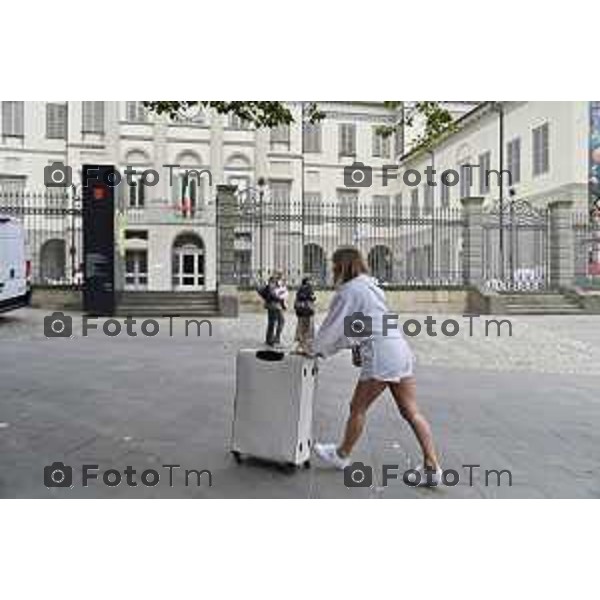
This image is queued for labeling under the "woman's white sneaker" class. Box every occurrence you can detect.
[314,443,350,470]
[405,464,443,487]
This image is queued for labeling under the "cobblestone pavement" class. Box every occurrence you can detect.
[1,308,599,498]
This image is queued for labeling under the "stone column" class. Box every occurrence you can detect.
[548,199,575,289]
[461,196,485,287]
[216,184,239,316]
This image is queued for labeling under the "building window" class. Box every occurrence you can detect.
[127,177,146,209]
[372,128,391,158]
[270,124,290,149]
[532,123,550,176]
[82,101,105,134]
[172,172,205,217]
[229,114,251,129]
[460,163,473,198]
[270,181,291,212]
[303,122,321,153]
[410,188,419,218]
[124,230,148,241]
[126,101,147,123]
[125,249,148,290]
[440,180,450,209]
[507,137,521,184]
[479,151,491,195]
[373,195,391,222]
[339,123,356,156]
[423,183,433,215]
[46,103,67,139]
[395,125,404,157]
[2,101,24,137]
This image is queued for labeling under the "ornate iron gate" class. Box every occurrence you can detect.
[482,199,550,292]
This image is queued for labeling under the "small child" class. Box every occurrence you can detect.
[293,277,316,354]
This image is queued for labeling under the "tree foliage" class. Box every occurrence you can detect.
[143,101,324,127]
[143,100,457,151]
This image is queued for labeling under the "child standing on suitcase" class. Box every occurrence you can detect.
[258,273,288,347]
[293,277,316,354]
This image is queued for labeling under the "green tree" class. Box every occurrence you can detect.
[143,100,457,150]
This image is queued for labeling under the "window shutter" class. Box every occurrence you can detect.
[2,101,24,136]
[372,128,380,156]
[46,103,67,139]
[125,102,146,122]
[138,179,145,208]
[82,101,105,133]
[542,123,549,173]
[340,124,356,156]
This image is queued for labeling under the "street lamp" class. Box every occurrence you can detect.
[491,102,505,279]
[257,177,266,281]
[69,183,82,285]
[237,178,267,283]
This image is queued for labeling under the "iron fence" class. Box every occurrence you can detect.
[235,200,466,288]
[573,210,600,288]
[0,189,83,287]
[482,200,550,292]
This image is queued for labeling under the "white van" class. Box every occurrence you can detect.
[0,215,31,313]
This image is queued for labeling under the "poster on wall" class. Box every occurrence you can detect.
[588,102,600,276]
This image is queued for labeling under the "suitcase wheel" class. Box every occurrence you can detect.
[304,460,311,469]
[231,450,243,464]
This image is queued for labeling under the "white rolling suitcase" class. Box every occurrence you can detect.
[231,349,317,470]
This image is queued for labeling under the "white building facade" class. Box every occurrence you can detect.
[393,101,595,286]
[398,101,590,212]
[0,100,418,290]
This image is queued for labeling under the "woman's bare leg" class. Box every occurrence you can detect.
[388,377,439,469]
[338,379,387,457]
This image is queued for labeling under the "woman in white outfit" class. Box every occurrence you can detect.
[313,247,441,486]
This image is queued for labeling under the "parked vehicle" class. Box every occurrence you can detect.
[0,215,31,313]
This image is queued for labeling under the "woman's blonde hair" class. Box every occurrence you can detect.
[331,247,368,284]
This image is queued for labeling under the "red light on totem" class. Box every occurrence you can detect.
[92,184,108,200]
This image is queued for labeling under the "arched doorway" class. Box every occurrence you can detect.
[303,243,327,286]
[40,239,66,283]
[368,245,393,283]
[172,232,205,290]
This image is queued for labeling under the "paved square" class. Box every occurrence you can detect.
[1,309,599,498]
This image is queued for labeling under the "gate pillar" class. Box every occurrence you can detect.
[461,196,485,287]
[548,199,575,289]
[216,184,239,316]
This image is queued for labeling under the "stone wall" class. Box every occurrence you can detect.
[31,287,82,311]
[239,288,471,314]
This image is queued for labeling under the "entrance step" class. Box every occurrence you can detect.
[492,292,586,315]
[116,291,220,316]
